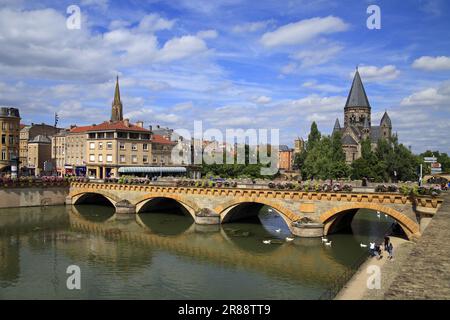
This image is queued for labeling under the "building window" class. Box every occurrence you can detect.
[89,154,95,162]
[119,155,126,163]
[98,142,103,150]
[153,157,157,163]
[132,143,137,151]
[143,155,148,163]
[89,142,95,150]
[106,155,113,163]
[1,149,6,160]
[106,142,113,149]
[98,155,103,162]
[143,143,148,151]
[132,155,138,163]
[119,142,125,150]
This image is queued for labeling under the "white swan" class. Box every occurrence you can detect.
[321,237,328,242]
[325,241,332,246]
[262,240,271,244]
[268,208,273,212]
[275,228,281,233]
[360,243,367,248]
[286,237,294,242]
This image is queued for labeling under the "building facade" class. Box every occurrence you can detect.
[27,135,52,176]
[19,123,59,170]
[332,68,393,163]
[81,77,175,179]
[0,107,20,173]
[278,145,294,171]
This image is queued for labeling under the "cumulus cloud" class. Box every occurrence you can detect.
[302,81,345,93]
[412,56,450,71]
[400,81,450,107]
[253,95,272,104]
[353,65,400,82]
[292,44,343,67]
[196,29,218,39]
[156,35,209,62]
[232,20,274,33]
[260,16,348,47]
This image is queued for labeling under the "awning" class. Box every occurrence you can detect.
[118,166,187,174]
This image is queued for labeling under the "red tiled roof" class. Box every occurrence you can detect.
[152,134,176,145]
[20,124,27,129]
[70,121,150,133]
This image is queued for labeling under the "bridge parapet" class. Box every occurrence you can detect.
[68,182,444,240]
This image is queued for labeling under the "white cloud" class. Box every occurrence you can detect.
[156,35,208,62]
[400,82,450,107]
[412,56,450,71]
[260,16,348,47]
[292,44,343,67]
[232,20,274,33]
[302,81,345,93]
[173,101,194,111]
[197,29,218,39]
[137,13,175,32]
[253,95,272,104]
[353,65,400,82]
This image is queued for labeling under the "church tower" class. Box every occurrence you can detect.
[380,111,392,139]
[344,68,371,131]
[111,76,123,122]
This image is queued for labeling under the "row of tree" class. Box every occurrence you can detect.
[294,122,433,183]
[200,122,448,182]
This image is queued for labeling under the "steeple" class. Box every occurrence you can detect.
[345,68,371,109]
[334,118,341,130]
[111,75,123,122]
[380,111,392,128]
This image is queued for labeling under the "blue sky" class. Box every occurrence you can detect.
[0,0,449,153]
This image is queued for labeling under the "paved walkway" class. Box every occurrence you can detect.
[335,237,410,300]
[384,193,450,299]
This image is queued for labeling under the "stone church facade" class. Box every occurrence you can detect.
[333,68,393,163]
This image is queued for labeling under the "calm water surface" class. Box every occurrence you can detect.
[0,205,394,299]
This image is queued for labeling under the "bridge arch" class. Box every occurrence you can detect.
[320,203,420,240]
[215,198,298,228]
[71,191,119,208]
[135,195,200,220]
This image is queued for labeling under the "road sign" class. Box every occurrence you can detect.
[431,162,441,168]
[424,157,437,163]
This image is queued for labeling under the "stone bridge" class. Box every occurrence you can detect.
[67,182,444,240]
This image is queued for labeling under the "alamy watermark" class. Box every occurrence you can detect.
[366,265,381,290]
[66,5,81,30]
[171,121,280,176]
[367,5,381,30]
[66,265,81,290]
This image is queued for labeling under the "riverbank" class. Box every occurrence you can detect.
[335,236,414,300]
[0,186,68,208]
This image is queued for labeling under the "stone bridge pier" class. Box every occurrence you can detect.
[67,183,443,240]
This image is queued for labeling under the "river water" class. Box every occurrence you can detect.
[0,205,394,299]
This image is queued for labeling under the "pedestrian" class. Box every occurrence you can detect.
[388,242,394,260]
[384,236,390,251]
[369,242,376,257]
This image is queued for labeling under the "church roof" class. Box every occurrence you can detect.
[333,118,341,130]
[380,111,392,127]
[345,69,371,109]
[83,120,150,133]
[341,134,358,145]
[370,126,381,142]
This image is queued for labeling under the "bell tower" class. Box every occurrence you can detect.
[111,76,123,122]
[344,68,371,130]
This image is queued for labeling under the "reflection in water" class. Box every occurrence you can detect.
[0,205,395,299]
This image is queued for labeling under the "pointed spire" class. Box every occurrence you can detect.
[334,118,341,130]
[111,75,123,122]
[114,75,121,104]
[345,68,371,109]
[380,111,392,127]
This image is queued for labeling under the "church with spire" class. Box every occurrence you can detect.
[332,68,393,163]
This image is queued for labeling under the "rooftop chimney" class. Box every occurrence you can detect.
[136,121,143,128]
[124,118,130,127]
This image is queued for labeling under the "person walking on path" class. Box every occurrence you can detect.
[388,242,394,260]
[384,236,390,252]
